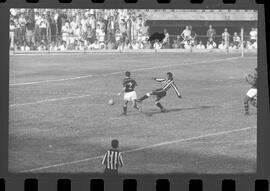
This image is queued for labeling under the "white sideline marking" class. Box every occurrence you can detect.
[10,56,245,87]
[20,126,256,173]
[10,94,94,107]
[10,91,114,107]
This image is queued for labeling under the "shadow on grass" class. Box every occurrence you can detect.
[141,105,216,116]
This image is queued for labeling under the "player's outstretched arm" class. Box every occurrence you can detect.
[171,82,182,98]
[101,151,108,165]
[153,78,166,82]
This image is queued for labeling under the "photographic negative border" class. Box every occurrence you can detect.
[0,0,269,190]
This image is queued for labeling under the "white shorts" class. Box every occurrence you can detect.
[124,91,137,102]
[246,88,257,98]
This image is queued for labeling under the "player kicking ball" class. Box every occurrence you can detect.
[118,71,140,115]
[244,67,257,115]
[136,72,182,112]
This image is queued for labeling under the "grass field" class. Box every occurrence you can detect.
[9,52,257,174]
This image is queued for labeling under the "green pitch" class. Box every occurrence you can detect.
[9,52,257,173]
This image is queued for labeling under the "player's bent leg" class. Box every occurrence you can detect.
[155,92,166,112]
[132,99,141,111]
[155,101,166,112]
[136,92,152,103]
[122,101,128,115]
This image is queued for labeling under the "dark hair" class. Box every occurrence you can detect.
[125,71,131,77]
[111,139,119,148]
[167,72,173,78]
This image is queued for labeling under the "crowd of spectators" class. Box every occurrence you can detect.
[9,9,258,51]
[174,25,257,50]
[10,9,150,51]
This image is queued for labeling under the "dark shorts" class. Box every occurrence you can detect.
[152,89,166,101]
[104,168,119,175]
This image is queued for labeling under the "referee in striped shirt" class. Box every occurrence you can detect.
[102,139,124,175]
[136,72,182,112]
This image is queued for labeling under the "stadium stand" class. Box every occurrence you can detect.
[9,9,257,52]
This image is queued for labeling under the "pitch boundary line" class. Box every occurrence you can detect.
[10,56,251,87]
[20,126,256,173]
[10,91,115,107]
[10,94,95,107]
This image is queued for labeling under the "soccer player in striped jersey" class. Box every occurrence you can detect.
[136,72,182,112]
[119,71,140,115]
[102,139,124,175]
[244,67,257,115]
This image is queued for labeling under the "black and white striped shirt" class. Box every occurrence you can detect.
[155,78,181,97]
[102,149,123,170]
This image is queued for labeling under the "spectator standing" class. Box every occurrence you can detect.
[56,12,64,42]
[119,20,127,43]
[39,15,48,42]
[49,13,57,43]
[34,12,42,43]
[206,24,216,41]
[130,16,138,42]
[10,20,16,49]
[162,28,170,49]
[189,25,196,47]
[70,17,77,33]
[102,139,124,175]
[88,14,96,31]
[25,17,35,46]
[141,20,149,41]
[107,15,116,42]
[249,27,257,44]
[176,35,181,48]
[62,21,71,47]
[18,14,27,45]
[181,26,191,42]
[222,28,230,49]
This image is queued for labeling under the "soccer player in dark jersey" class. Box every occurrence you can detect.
[244,67,257,115]
[119,71,140,115]
[136,72,182,112]
[102,139,124,175]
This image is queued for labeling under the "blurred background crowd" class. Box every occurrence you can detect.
[9,9,257,51]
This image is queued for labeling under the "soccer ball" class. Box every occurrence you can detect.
[108,99,115,105]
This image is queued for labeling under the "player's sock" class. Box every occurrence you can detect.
[122,106,127,115]
[251,98,257,107]
[244,102,249,114]
[155,102,164,111]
